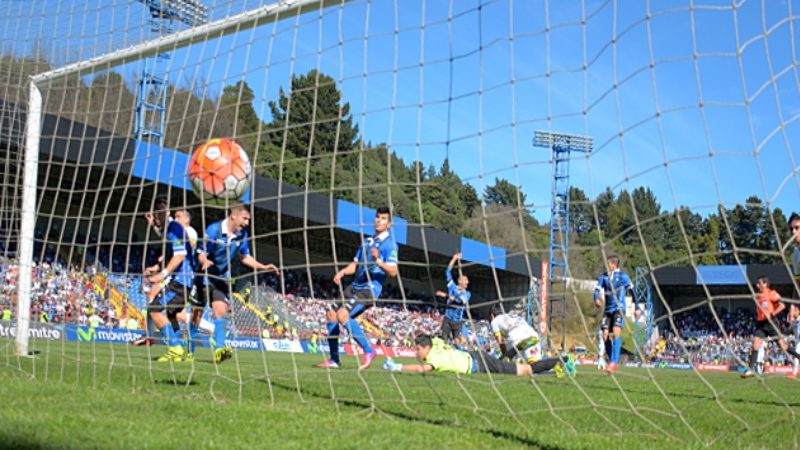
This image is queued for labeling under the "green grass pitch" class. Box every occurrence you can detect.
[0,339,797,449]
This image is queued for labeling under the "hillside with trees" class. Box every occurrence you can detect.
[1,55,793,277]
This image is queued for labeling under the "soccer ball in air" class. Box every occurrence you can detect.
[188,138,252,205]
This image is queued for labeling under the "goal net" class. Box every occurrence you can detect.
[1,0,799,447]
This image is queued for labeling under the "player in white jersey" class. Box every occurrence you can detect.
[489,306,575,377]
[489,305,542,363]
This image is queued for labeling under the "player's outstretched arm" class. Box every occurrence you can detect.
[240,255,280,274]
[444,252,462,289]
[383,358,433,373]
[144,212,162,237]
[448,252,461,269]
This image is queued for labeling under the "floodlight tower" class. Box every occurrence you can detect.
[134,0,208,145]
[533,130,593,351]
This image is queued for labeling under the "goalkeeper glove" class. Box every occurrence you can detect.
[383,358,403,372]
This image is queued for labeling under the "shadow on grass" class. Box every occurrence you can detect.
[264,378,565,450]
[581,378,800,408]
[153,378,198,386]
[0,437,74,450]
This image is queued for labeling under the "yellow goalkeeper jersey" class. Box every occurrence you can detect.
[424,338,473,374]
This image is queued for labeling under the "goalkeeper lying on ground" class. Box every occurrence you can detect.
[384,333,570,376]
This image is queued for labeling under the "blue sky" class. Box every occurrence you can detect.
[3,0,800,224]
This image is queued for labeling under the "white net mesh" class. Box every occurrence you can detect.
[2,0,800,447]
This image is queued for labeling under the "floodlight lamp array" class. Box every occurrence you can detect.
[533,131,593,152]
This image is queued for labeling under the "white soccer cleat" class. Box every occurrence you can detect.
[597,357,608,371]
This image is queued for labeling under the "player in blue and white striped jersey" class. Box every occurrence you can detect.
[142,198,195,362]
[316,206,399,371]
[594,254,640,374]
[435,252,471,344]
[197,204,280,364]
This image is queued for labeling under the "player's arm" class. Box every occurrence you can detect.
[383,359,433,373]
[398,363,433,373]
[490,319,506,351]
[625,274,642,319]
[240,255,280,274]
[196,252,213,270]
[333,261,358,285]
[442,254,465,304]
[196,225,217,270]
[370,244,398,278]
[436,290,454,306]
[593,275,604,307]
[232,234,279,273]
[144,212,162,237]
[772,295,786,317]
[445,252,461,285]
[370,250,397,277]
[495,333,508,356]
[448,252,461,270]
[148,230,186,284]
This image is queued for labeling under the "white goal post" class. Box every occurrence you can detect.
[15,0,343,356]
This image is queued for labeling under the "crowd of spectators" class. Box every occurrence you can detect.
[650,307,796,366]
[0,258,121,328]
[242,268,500,349]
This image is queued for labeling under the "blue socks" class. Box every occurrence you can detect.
[325,319,372,363]
[213,317,228,350]
[327,321,340,364]
[611,336,622,364]
[146,315,156,340]
[160,324,180,347]
[188,323,199,353]
[346,318,372,354]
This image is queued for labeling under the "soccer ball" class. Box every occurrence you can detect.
[188,138,252,205]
